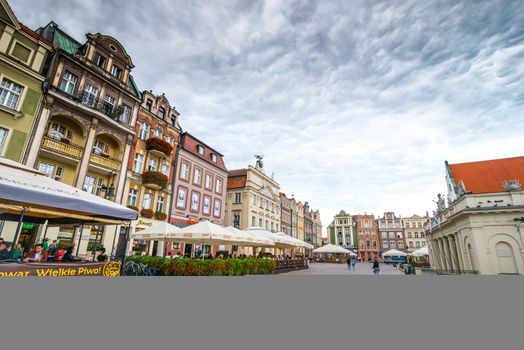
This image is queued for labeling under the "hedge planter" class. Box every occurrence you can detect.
[146,137,173,157]
[142,171,168,190]
[127,256,276,276]
[140,208,154,219]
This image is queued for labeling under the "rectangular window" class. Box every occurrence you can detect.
[234,193,241,204]
[148,159,157,171]
[133,153,144,173]
[161,163,169,176]
[397,232,403,239]
[389,232,395,239]
[193,168,202,185]
[381,232,387,239]
[111,65,123,79]
[398,241,404,249]
[59,71,77,95]
[176,188,187,209]
[38,162,55,178]
[390,241,396,249]
[156,196,165,213]
[203,196,211,215]
[94,52,107,69]
[259,218,262,227]
[205,174,212,190]
[11,42,32,62]
[0,78,24,110]
[81,84,98,107]
[214,199,222,218]
[139,123,149,140]
[54,166,64,181]
[83,176,97,194]
[372,240,377,247]
[382,241,388,249]
[409,241,414,248]
[215,178,222,193]
[0,127,8,155]
[120,104,132,124]
[414,233,419,238]
[180,162,189,180]
[252,216,256,227]
[103,95,116,116]
[233,211,241,228]
[191,192,200,212]
[127,189,138,207]
[143,193,152,210]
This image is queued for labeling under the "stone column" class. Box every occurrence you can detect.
[438,238,449,270]
[25,98,53,167]
[431,239,441,269]
[453,234,464,271]
[446,237,457,271]
[75,118,98,188]
[115,134,133,204]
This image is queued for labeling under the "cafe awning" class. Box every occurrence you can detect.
[0,157,137,224]
[313,244,356,255]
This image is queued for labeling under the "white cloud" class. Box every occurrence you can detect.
[12,0,524,228]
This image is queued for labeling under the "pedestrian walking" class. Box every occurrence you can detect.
[346,256,352,269]
[351,258,357,271]
[372,259,380,275]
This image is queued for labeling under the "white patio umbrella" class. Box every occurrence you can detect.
[313,244,356,255]
[409,246,429,257]
[225,226,274,247]
[382,249,408,257]
[244,227,298,249]
[132,222,181,241]
[167,221,244,245]
[276,232,314,250]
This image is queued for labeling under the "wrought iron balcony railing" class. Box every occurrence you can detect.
[76,92,131,124]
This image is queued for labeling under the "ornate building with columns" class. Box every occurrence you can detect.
[22,22,141,256]
[427,156,524,275]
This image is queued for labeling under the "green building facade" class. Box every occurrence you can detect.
[327,210,358,253]
[0,0,51,162]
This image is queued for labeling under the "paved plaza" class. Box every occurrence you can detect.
[284,262,406,276]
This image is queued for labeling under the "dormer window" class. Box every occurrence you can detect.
[197,145,205,155]
[94,52,107,69]
[158,107,165,119]
[211,153,217,163]
[146,99,153,111]
[170,116,176,126]
[111,65,123,79]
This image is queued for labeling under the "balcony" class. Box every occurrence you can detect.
[142,171,168,190]
[42,136,83,159]
[145,137,173,157]
[76,92,131,125]
[90,153,121,171]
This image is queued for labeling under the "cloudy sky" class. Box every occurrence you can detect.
[12,0,524,227]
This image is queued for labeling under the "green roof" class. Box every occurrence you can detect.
[54,30,80,55]
[128,75,142,100]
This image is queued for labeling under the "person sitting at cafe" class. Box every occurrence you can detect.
[11,243,23,261]
[96,248,108,262]
[48,240,57,251]
[24,244,48,263]
[61,247,76,262]
[55,246,66,262]
[0,241,11,261]
[42,238,49,251]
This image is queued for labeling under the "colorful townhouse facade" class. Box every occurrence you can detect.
[354,214,380,261]
[279,192,292,236]
[0,0,52,162]
[327,210,357,253]
[377,212,407,253]
[125,90,181,256]
[403,214,427,253]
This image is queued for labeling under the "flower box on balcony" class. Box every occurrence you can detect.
[140,209,154,219]
[154,211,167,221]
[146,137,173,157]
[61,137,71,144]
[142,171,168,189]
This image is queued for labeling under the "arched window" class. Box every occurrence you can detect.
[153,128,162,139]
[495,241,518,274]
[93,140,109,156]
[49,123,72,142]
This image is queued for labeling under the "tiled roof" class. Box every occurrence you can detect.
[54,29,81,55]
[449,156,524,194]
[20,24,53,48]
[227,176,247,189]
[179,133,228,172]
[228,169,247,177]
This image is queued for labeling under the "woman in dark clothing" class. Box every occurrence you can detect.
[372,259,380,275]
[96,248,108,262]
[61,247,75,263]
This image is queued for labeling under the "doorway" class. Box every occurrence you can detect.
[495,242,518,275]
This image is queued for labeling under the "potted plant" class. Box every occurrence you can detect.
[60,137,71,144]
[154,211,167,221]
[140,208,154,219]
[145,137,173,156]
[141,171,168,189]
[127,205,139,211]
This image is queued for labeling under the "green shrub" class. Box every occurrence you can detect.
[126,256,276,276]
